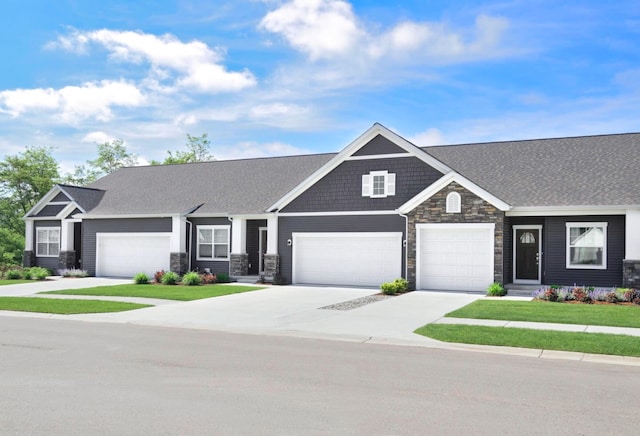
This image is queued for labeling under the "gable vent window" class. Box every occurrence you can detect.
[445,192,461,213]
[362,171,396,198]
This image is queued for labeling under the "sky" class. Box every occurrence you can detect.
[0,0,639,175]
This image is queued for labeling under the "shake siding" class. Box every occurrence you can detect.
[282,157,443,212]
[33,204,66,217]
[351,134,409,156]
[52,192,70,202]
[278,215,406,282]
[188,217,231,274]
[82,218,172,276]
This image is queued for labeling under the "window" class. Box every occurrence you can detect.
[566,222,607,269]
[36,227,60,257]
[362,171,396,198]
[445,192,461,213]
[197,226,230,260]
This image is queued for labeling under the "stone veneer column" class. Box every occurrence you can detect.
[170,252,188,275]
[23,251,35,268]
[58,251,76,271]
[263,254,279,279]
[623,260,640,288]
[230,253,249,276]
[406,181,504,290]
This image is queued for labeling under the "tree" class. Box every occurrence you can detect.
[151,133,214,165]
[61,164,101,187]
[64,139,137,186]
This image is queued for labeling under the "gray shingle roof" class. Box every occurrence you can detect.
[58,185,105,212]
[424,133,640,207]
[85,153,336,215]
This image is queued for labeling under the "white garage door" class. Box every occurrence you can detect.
[293,232,402,287]
[96,233,171,277]
[417,224,494,292]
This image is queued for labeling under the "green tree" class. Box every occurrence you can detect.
[151,133,214,165]
[87,139,138,176]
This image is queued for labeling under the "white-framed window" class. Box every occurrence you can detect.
[362,171,396,198]
[36,227,60,257]
[566,222,607,269]
[446,192,461,213]
[197,225,230,261]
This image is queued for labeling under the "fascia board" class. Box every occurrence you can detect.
[73,213,179,219]
[56,202,81,219]
[22,185,63,219]
[507,206,630,216]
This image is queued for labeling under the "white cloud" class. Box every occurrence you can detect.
[49,29,256,93]
[81,131,117,144]
[216,140,311,160]
[260,1,509,64]
[0,80,145,123]
[408,128,445,147]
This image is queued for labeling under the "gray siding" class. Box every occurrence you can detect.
[82,218,172,276]
[188,217,231,274]
[278,215,406,282]
[52,192,70,202]
[282,157,443,212]
[34,220,62,270]
[352,134,408,156]
[33,204,65,217]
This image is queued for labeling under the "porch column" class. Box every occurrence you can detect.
[264,215,279,279]
[623,210,640,287]
[58,220,76,270]
[230,217,248,276]
[23,220,35,267]
[170,216,188,274]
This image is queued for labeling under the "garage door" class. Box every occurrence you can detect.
[417,224,494,292]
[293,232,402,287]
[96,233,171,277]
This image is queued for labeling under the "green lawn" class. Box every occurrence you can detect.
[446,300,640,328]
[41,284,264,301]
[416,324,640,357]
[0,297,150,314]
[0,279,33,286]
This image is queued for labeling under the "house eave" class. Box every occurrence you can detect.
[506,206,635,216]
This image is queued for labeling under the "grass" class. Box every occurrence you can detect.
[0,279,33,286]
[41,284,264,301]
[0,297,150,314]
[446,300,640,328]
[415,324,640,357]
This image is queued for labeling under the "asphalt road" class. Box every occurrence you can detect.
[1,317,639,435]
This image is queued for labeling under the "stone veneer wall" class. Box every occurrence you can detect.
[264,254,279,279]
[230,253,249,276]
[23,251,35,268]
[58,251,76,271]
[407,181,505,289]
[623,260,640,288]
[170,252,188,275]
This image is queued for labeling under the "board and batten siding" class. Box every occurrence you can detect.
[188,217,231,274]
[82,218,172,276]
[278,214,406,283]
[281,157,444,213]
[33,220,62,270]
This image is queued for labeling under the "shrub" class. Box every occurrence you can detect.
[571,287,591,303]
[153,270,165,284]
[6,269,22,280]
[605,291,619,304]
[486,282,507,297]
[380,278,409,295]
[182,271,202,286]
[199,273,216,284]
[134,272,150,284]
[29,267,49,280]
[216,272,231,283]
[161,271,180,285]
[61,268,88,278]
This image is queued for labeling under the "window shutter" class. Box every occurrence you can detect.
[386,173,396,196]
[362,174,371,196]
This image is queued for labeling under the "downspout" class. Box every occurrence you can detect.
[185,219,193,272]
[227,216,233,275]
[396,209,409,283]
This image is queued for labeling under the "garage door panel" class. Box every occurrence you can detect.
[293,233,402,287]
[418,225,494,292]
[96,233,171,277]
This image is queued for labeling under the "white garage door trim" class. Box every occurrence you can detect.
[416,223,494,292]
[96,232,171,277]
[292,232,402,287]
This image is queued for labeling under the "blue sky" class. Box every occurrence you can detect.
[1,0,639,174]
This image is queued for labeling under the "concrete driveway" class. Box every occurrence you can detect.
[0,278,481,345]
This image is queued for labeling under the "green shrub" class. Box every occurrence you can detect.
[216,272,231,283]
[380,278,409,295]
[486,282,507,297]
[161,271,180,285]
[6,269,22,280]
[134,272,150,284]
[29,267,49,280]
[182,271,202,286]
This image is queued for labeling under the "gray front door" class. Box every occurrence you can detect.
[513,226,542,284]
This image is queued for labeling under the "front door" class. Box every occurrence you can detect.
[258,227,267,274]
[513,225,542,284]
